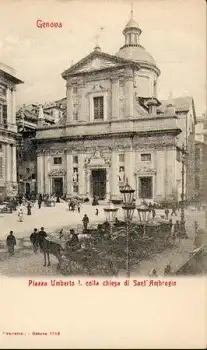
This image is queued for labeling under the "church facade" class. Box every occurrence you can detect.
[36,12,195,203]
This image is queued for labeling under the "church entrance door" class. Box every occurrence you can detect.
[52,177,63,197]
[91,169,106,200]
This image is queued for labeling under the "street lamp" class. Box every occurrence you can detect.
[120,178,135,278]
[103,202,119,236]
[137,203,151,238]
[180,144,187,238]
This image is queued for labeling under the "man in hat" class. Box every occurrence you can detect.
[30,228,39,253]
[6,231,17,256]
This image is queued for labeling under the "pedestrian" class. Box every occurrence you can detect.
[37,227,47,252]
[149,268,157,277]
[164,263,172,275]
[152,208,156,219]
[174,220,180,237]
[77,202,81,213]
[66,230,81,252]
[171,204,177,216]
[27,201,32,215]
[38,194,42,209]
[95,208,99,216]
[59,229,64,240]
[6,231,16,256]
[165,208,169,220]
[30,228,39,253]
[82,214,89,232]
[18,207,24,222]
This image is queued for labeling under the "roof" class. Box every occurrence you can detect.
[117,45,156,66]
[61,50,140,79]
[0,63,23,84]
[157,96,197,124]
[157,96,194,113]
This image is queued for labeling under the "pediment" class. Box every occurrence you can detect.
[85,149,111,168]
[62,51,139,78]
[48,168,66,176]
[135,166,156,175]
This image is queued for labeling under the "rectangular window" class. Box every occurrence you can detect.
[53,157,62,165]
[0,157,2,178]
[119,154,125,163]
[73,156,78,164]
[141,153,151,162]
[93,96,104,120]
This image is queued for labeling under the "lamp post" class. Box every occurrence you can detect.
[137,203,151,238]
[103,202,119,236]
[120,178,135,278]
[180,144,187,238]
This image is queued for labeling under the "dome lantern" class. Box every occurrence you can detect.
[123,9,142,46]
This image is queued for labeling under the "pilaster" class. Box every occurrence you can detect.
[11,145,17,183]
[37,153,44,194]
[11,87,16,125]
[66,153,73,196]
[111,77,119,119]
[66,82,73,123]
[6,88,12,124]
[111,151,119,197]
[6,144,11,182]
[124,72,134,117]
[78,154,85,195]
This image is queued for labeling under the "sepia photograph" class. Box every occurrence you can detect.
[0,0,206,280]
[0,0,207,348]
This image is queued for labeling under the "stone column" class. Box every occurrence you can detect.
[78,84,85,122]
[86,169,91,197]
[6,88,12,124]
[11,87,16,124]
[78,154,85,195]
[6,144,11,182]
[111,77,119,119]
[11,145,17,183]
[66,82,73,123]
[66,153,73,196]
[44,153,50,194]
[37,153,44,194]
[124,72,134,117]
[106,168,110,201]
[111,151,119,198]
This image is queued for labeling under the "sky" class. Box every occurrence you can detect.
[0,0,206,115]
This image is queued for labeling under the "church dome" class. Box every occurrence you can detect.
[117,45,156,65]
[116,10,158,70]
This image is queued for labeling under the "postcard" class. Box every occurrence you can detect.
[0,0,206,348]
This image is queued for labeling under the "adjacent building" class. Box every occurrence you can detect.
[16,103,62,196]
[195,114,206,203]
[35,11,196,203]
[0,62,23,200]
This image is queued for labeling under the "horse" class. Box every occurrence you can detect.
[39,238,64,267]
